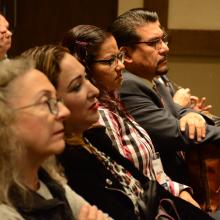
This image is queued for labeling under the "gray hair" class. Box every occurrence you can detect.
[0,58,65,207]
[0,58,35,205]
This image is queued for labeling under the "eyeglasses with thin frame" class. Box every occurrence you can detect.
[15,97,63,116]
[93,51,125,67]
[132,33,168,50]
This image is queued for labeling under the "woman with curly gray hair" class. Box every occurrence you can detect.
[0,58,110,220]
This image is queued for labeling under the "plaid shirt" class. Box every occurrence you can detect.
[98,102,190,196]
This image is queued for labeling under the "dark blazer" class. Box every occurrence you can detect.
[119,71,220,183]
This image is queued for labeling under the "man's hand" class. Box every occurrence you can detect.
[190,96,212,113]
[180,112,206,142]
[173,89,212,114]
[77,204,111,220]
[179,190,200,209]
[173,88,192,107]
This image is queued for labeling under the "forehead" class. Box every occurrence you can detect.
[136,21,163,39]
[59,53,85,81]
[11,69,55,99]
[97,36,118,56]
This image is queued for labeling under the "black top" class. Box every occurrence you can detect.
[58,127,213,220]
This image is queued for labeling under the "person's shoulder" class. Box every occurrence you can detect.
[63,184,87,203]
[63,184,88,218]
[123,70,140,81]
[123,70,151,87]
[121,71,152,94]
[60,142,88,162]
[0,204,24,219]
[98,104,118,119]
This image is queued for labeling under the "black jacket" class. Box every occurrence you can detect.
[58,127,213,220]
[59,127,142,220]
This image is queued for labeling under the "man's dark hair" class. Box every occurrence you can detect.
[108,8,158,47]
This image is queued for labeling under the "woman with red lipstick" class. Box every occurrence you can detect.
[0,57,111,220]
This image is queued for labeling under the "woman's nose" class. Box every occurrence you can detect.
[57,102,70,120]
[88,80,100,97]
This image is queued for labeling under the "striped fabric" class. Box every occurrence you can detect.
[98,102,190,196]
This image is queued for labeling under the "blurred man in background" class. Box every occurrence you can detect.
[0,13,12,60]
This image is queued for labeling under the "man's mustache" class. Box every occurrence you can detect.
[158,56,168,64]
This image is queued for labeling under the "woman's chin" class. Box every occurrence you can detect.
[52,140,66,155]
[86,114,101,129]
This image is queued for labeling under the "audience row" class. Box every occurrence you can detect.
[0,8,219,220]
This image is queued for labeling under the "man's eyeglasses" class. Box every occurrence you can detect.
[15,97,63,116]
[93,51,125,67]
[132,33,168,50]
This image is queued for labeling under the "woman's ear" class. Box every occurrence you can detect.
[120,46,132,63]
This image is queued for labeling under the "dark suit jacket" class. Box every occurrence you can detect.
[120,71,220,183]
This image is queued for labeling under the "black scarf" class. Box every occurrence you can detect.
[10,169,74,220]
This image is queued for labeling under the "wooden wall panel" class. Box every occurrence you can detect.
[0,0,117,56]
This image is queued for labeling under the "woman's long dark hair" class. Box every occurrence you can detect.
[61,25,126,113]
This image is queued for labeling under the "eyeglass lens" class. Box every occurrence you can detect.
[47,98,62,115]
[115,52,125,66]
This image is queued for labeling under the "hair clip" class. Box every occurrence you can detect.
[75,40,89,47]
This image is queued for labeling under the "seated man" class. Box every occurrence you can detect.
[109,8,220,186]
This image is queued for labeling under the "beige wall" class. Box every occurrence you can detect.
[118,0,143,15]
[118,0,220,115]
[168,0,220,30]
[168,0,220,115]
[168,56,220,115]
